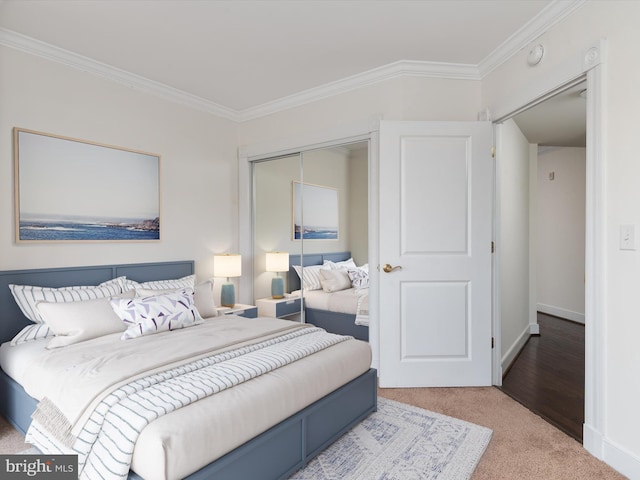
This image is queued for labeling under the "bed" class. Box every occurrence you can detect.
[0,260,376,480]
[288,252,369,341]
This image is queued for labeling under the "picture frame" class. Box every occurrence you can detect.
[14,128,161,242]
[292,181,338,240]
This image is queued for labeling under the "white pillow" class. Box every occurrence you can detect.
[193,280,218,318]
[123,274,195,293]
[324,258,356,270]
[136,280,218,318]
[111,289,204,340]
[319,268,352,293]
[10,324,54,346]
[347,264,370,289]
[36,291,135,349]
[8,277,124,324]
[292,265,330,291]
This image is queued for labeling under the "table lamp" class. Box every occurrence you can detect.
[265,252,289,299]
[213,254,242,307]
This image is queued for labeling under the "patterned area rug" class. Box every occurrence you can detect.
[289,397,492,480]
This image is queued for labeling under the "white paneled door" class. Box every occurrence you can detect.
[378,121,493,387]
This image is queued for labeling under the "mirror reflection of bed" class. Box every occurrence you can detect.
[289,252,369,341]
[252,141,369,340]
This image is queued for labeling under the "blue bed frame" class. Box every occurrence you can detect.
[0,261,376,480]
[288,252,369,341]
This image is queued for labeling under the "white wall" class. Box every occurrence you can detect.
[237,76,482,146]
[497,119,533,373]
[537,147,586,323]
[483,2,640,475]
[0,46,238,284]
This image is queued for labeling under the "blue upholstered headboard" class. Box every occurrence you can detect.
[0,260,194,345]
[287,252,351,292]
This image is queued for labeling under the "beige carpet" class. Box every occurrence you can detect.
[0,387,627,479]
[378,387,626,480]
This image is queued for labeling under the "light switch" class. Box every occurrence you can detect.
[549,171,555,181]
[620,225,636,250]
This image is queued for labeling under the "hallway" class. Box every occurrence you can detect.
[500,313,585,441]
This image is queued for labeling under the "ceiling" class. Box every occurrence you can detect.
[513,82,587,147]
[0,0,586,144]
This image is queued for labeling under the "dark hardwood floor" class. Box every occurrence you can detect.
[500,312,585,442]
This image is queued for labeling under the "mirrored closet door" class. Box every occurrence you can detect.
[252,141,369,321]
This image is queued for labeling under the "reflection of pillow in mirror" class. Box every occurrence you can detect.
[319,268,352,293]
[324,258,356,270]
[292,265,330,291]
[347,265,369,289]
[37,291,135,349]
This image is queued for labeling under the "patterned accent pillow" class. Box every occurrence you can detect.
[292,265,330,291]
[10,323,54,346]
[8,277,124,324]
[347,264,370,289]
[122,274,195,293]
[111,288,204,340]
[319,268,352,293]
[324,258,357,270]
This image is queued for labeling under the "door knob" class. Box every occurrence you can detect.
[382,264,402,273]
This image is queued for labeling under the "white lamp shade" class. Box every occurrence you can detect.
[265,252,289,273]
[213,254,242,278]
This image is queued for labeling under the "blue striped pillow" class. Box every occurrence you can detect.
[10,323,54,346]
[9,277,124,324]
[122,275,195,293]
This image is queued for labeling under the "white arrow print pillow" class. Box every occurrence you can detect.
[111,288,204,340]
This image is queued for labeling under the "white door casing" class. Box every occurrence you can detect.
[378,121,493,387]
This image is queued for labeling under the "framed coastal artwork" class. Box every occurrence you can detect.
[292,181,338,240]
[14,128,161,242]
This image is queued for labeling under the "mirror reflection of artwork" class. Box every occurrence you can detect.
[292,181,338,240]
[14,128,160,242]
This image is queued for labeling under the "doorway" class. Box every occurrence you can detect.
[496,81,587,441]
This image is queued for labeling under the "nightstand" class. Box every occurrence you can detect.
[256,296,302,319]
[216,304,258,318]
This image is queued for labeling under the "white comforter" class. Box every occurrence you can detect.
[12,317,371,479]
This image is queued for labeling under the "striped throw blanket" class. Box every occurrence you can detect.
[26,327,349,480]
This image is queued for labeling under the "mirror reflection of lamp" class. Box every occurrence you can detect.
[213,254,242,307]
[265,252,289,299]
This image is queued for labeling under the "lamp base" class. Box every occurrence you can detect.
[220,282,235,308]
[271,276,284,299]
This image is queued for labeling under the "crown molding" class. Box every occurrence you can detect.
[0,28,239,121]
[0,1,587,123]
[478,0,588,77]
[236,60,480,122]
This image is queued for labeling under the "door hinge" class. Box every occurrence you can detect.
[491,146,496,158]
[491,337,495,349]
[491,241,495,253]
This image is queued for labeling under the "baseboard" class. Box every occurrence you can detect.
[584,423,640,478]
[583,423,604,458]
[537,303,585,324]
[501,324,530,374]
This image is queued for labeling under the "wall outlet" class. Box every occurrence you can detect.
[620,225,636,250]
